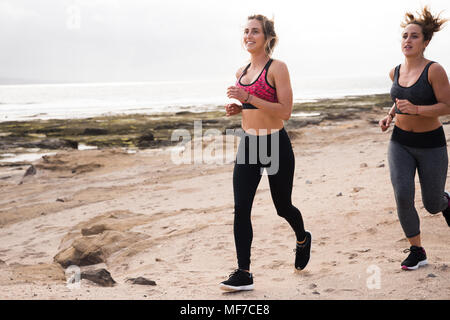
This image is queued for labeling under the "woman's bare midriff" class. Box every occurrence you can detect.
[395,114,442,132]
[242,109,284,135]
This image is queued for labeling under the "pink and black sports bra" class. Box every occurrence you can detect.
[236,59,278,109]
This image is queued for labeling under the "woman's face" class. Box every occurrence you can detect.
[401,23,429,57]
[243,19,266,54]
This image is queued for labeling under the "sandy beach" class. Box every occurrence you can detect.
[0,106,449,300]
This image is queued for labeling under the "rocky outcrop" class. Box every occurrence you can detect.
[53,210,153,268]
[0,137,78,150]
[54,229,147,268]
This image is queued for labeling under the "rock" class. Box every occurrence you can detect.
[19,165,37,184]
[360,163,368,168]
[55,245,103,268]
[24,165,36,177]
[36,139,78,150]
[376,163,385,168]
[305,180,312,184]
[427,273,437,278]
[54,211,150,268]
[203,119,219,124]
[80,269,116,287]
[62,139,79,149]
[83,128,108,135]
[324,112,358,121]
[336,192,343,197]
[0,137,77,150]
[81,224,108,236]
[352,187,364,193]
[136,132,155,148]
[286,118,323,129]
[54,230,139,267]
[126,277,157,286]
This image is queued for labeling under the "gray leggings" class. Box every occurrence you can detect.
[388,140,448,238]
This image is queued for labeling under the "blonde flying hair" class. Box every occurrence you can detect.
[401,6,448,41]
[247,14,278,56]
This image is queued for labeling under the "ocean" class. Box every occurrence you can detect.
[0,75,391,122]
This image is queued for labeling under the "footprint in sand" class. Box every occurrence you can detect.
[272,277,285,282]
[295,270,312,277]
[321,261,338,267]
[348,253,358,260]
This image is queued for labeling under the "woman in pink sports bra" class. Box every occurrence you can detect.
[220,14,311,292]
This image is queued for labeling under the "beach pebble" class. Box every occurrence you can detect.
[24,165,36,177]
[80,268,116,287]
[126,277,157,286]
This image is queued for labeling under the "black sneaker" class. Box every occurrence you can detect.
[294,231,312,270]
[401,246,428,270]
[442,191,450,227]
[220,269,254,292]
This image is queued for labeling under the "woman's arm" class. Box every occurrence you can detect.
[396,63,450,117]
[227,60,293,121]
[379,68,396,131]
[379,103,396,131]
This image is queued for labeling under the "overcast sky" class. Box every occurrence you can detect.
[1,0,449,84]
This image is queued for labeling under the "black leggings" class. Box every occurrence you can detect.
[233,128,306,270]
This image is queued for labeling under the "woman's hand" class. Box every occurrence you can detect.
[227,86,249,103]
[225,103,242,116]
[396,98,419,115]
[379,114,393,132]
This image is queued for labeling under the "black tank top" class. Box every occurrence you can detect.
[390,61,437,114]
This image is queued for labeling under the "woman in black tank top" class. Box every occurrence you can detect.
[378,7,450,271]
